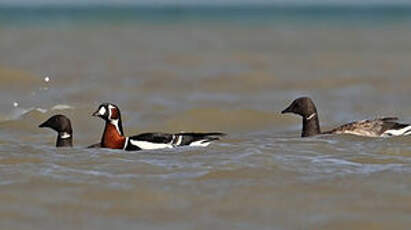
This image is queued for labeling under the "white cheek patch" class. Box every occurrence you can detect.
[129,140,173,150]
[98,106,107,116]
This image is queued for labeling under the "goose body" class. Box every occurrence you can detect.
[325,117,411,137]
[282,97,411,138]
[92,103,225,151]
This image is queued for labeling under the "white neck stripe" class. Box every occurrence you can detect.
[110,119,121,134]
[306,113,317,120]
[59,132,71,139]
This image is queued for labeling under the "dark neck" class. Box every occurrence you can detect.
[56,135,73,147]
[302,115,321,137]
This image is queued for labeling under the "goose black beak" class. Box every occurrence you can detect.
[92,110,99,117]
[38,120,49,128]
[281,106,292,114]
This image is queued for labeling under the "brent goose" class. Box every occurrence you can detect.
[39,115,101,148]
[92,103,225,151]
[281,97,411,137]
[39,115,73,147]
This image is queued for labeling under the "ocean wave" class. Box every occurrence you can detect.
[0,104,74,122]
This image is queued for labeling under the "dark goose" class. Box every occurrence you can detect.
[39,115,73,147]
[39,114,101,148]
[282,97,411,138]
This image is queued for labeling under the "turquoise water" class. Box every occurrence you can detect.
[1,5,411,27]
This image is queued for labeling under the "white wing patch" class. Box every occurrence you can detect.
[339,130,379,137]
[129,139,173,150]
[175,135,183,146]
[188,140,211,147]
[382,125,411,137]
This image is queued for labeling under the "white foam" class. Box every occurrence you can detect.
[35,108,47,113]
[2,104,74,122]
[51,104,73,110]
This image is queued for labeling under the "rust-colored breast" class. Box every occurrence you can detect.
[102,124,126,149]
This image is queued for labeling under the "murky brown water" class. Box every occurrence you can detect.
[0,15,411,229]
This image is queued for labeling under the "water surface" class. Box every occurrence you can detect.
[0,5,411,230]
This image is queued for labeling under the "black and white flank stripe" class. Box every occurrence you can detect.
[123,132,225,151]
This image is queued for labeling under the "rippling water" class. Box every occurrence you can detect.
[0,5,411,230]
